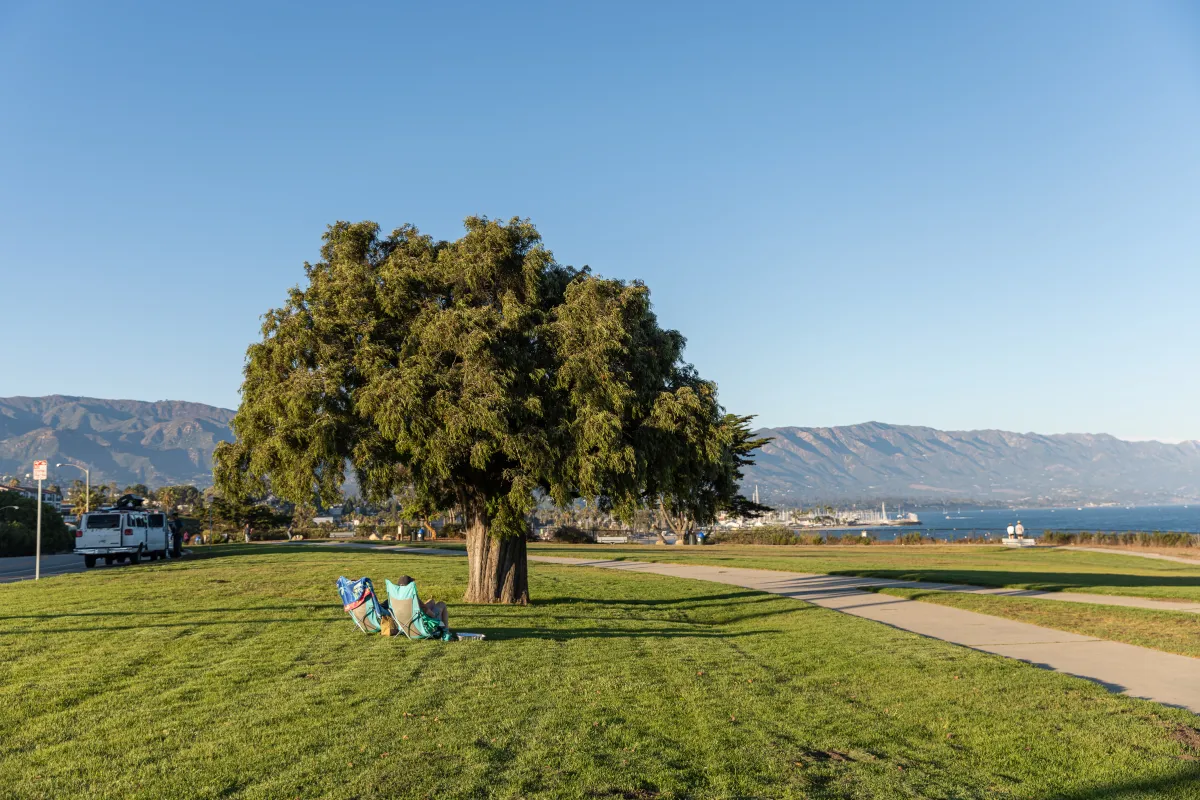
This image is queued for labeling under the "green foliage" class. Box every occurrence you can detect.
[156,484,203,511]
[707,527,878,545]
[67,480,107,514]
[1042,530,1200,548]
[549,525,593,543]
[215,217,764,547]
[439,522,467,539]
[0,494,73,557]
[708,526,801,545]
[207,496,286,530]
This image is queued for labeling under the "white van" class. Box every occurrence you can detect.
[76,510,170,568]
[144,512,172,557]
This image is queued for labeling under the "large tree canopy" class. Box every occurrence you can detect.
[215,217,765,603]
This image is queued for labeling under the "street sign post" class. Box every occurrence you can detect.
[32,460,46,580]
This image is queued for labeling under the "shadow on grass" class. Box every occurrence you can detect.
[474,626,784,642]
[0,604,320,621]
[462,603,811,629]
[0,617,343,635]
[535,590,764,607]
[1,620,783,640]
[828,569,1200,593]
[1035,764,1200,799]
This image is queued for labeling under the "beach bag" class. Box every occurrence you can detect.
[336,576,392,634]
[385,579,455,641]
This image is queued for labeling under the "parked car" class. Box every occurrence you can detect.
[75,509,170,568]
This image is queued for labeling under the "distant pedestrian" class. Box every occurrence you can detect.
[243,522,252,543]
[169,512,183,558]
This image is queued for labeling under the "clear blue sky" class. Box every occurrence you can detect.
[2,2,1198,441]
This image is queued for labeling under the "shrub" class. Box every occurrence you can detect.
[247,529,290,541]
[550,525,593,544]
[707,527,798,545]
[1040,530,1198,548]
[440,522,467,539]
[0,496,73,557]
[833,533,875,545]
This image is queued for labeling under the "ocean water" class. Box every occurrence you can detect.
[858,505,1200,541]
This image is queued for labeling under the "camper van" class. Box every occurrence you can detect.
[75,503,170,568]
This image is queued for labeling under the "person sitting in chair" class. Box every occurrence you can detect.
[394,575,448,627]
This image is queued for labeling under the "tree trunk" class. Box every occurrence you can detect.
[465,518,530,605]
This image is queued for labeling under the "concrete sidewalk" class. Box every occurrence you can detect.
[822,575,1200,613]
[531,555,1200,713]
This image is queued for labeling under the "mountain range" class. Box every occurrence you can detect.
[0,396,234,489]
[745,422,1200,506]
[2,396,1198,505]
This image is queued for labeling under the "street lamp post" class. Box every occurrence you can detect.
[56,463,90,513]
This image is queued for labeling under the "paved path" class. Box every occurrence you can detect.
[826,575,1200,613]
[531,556,1200,713]
[1065,546,1200,566]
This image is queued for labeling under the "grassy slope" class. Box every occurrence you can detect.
[869,587,1200,659]
[525,543,1200,601]
[0,548,1197,799]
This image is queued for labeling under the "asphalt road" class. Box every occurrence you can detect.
[0,552,185,583]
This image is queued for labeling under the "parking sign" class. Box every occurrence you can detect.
[33,460,47,481]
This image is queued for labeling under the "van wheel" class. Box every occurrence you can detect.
[104,556,114,566]
[84,555,96,568]
[129,549,141,565]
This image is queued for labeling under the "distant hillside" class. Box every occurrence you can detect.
[4,399,1197,505]
[0,396,234,488]
[744,422,1200,506]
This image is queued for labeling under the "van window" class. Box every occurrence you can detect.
[135,516,146,527]
[148,514,165,527]
[85,514,121,529]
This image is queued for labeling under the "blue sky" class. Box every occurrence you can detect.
[2,2,1198,441]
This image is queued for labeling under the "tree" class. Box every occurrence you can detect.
[208,495,277,530]
[655,412,772,544]
[68,480,107,514]
[157,484,203,511]
[215,217,766,604]
[0,494,72,557]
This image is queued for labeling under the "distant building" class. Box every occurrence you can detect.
[0,484,64,506]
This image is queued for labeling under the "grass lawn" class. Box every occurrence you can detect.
[866,586,1200,659]
[2,547,1198,799]
[524,543,1200,602]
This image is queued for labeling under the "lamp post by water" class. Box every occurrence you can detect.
[56,463,90,512]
